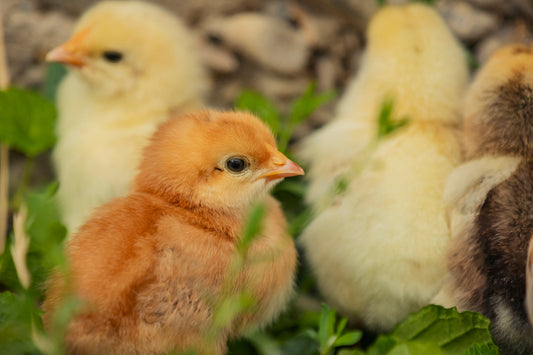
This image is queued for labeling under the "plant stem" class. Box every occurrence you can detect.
[0,145,7,254]
[11,157,35,211]
[0,9,11,253]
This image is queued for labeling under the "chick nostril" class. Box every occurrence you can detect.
[272,157,285,166]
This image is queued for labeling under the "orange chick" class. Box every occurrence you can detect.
[42,110,303,355]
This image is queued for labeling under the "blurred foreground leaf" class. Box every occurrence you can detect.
[0,88,56,157]
[0,291,42,355]
[43,63,67,102]
[377,98,408,139]
[0,183,66,298]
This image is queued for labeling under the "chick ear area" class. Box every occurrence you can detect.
[102,50,124,63]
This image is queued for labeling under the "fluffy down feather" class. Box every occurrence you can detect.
[47,1,206,234]
[434,44,533,354]
[43,110,303,355]
[299,3,469,331]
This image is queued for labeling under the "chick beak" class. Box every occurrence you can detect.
[259,153,305,181]
[45,28,90,67]
[46,45,85,67]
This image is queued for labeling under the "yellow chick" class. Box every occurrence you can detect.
[43,110,303,355]
[46,1,206,234]
[298,3,469,331]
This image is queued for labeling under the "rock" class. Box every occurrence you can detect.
[315,54,338,92]
[196,34,239,74]
[249,70,310,99]
[36,0,94,15]
[201,13,310,75]
[475,19,533,64]
[464,0,533,19]
[4,2,74,89]
[437,1,500,43]
[37,0,264,22]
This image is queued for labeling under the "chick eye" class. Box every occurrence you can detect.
[225,157,247,173]
[102,51,123,63]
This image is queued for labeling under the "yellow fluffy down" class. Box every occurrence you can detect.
[299,3,468,331]
[51,1,206,234]
[297,3,468,209]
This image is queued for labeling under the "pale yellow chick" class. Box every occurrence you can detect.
[298,4,468,210]
[47,1,206,234]
[299,3,469,331]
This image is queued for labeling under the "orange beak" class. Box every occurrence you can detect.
[259,153,305,181]
[45,28,90,67]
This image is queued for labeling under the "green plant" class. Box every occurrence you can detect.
[366,305,499,355]
[0,89,67,355]
[234,82,335,154]
[304,303,363,355]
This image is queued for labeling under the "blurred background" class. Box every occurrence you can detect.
[3,0,533,192]
[3,0,533,189]
[5,0,533,130]
[2,1,532,353]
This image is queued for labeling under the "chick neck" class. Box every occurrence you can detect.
[65,70,201,127]
[152,189,255,243]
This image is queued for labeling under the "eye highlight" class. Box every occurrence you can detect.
[102,51,123,63]
[225,157,248,173]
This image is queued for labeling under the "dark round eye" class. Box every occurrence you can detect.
[225,157,247,173]
[102,51,123,63]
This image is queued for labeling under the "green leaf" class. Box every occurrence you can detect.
[0,87,57,157]
[238,202,266,252]
[376,97,409,139]
[303,329,319,340]
[0,291,42,355]
[318,303,332,347]
[246,331,284,355]
[273,179,307,198]
[387,341,444,355]
[25,183,67,279]
[465,50,479,71]
[465,343,499,355]
[338,349,366,355]
[367,305,499,355]
[288,82,335,126]
[410,0,437,5]
[336,317,348,336]
[234,90,281,134]
[0,183,67,299]
[334,331,363,347]
[43,63,67,102]
[213,292,254,328]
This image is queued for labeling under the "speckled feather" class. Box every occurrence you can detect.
[437,44,533,354]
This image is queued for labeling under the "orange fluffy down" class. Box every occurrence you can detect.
[43,110,300,355]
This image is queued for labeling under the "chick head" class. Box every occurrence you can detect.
[134,110,304,212]
[362,3,469,124]
[46,1,204,102]
[463,44,533,158]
